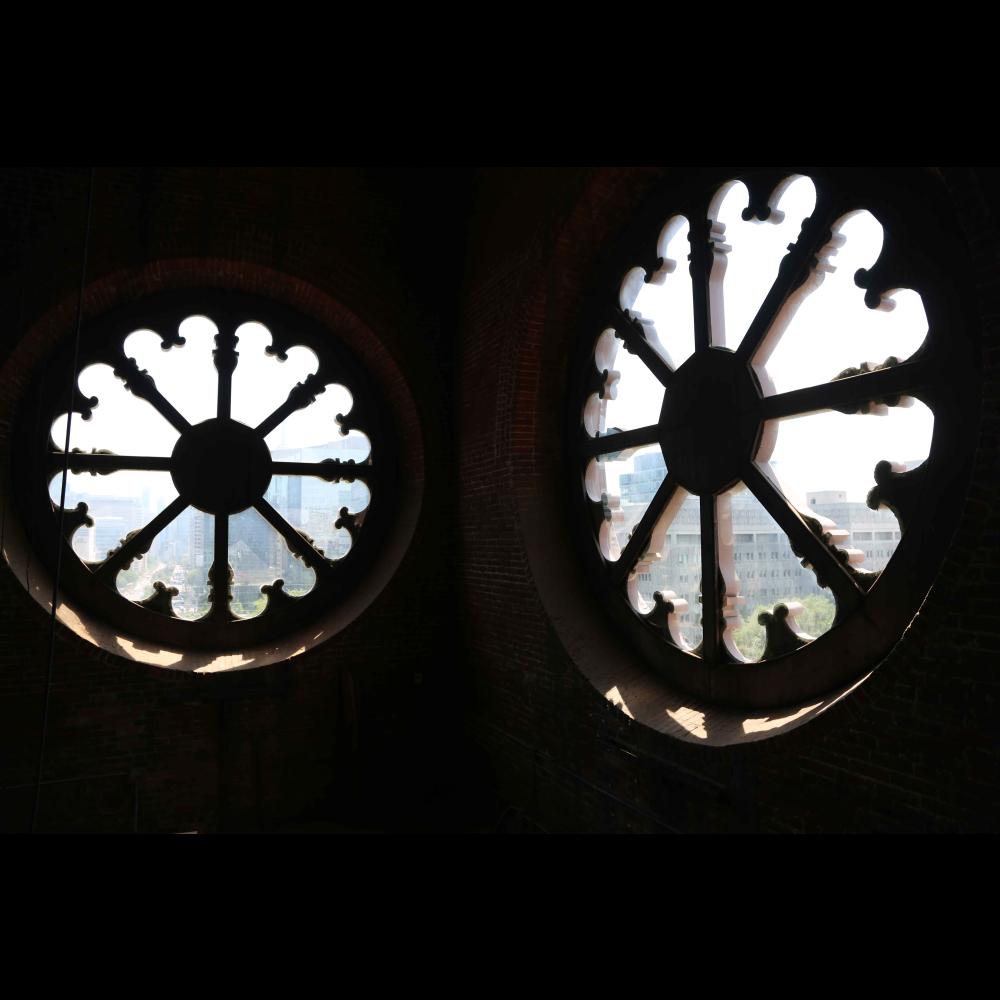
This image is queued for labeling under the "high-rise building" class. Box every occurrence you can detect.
[614,452,905,631]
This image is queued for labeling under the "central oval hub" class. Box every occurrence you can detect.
[659,348,762,495]
[171,418,272,515]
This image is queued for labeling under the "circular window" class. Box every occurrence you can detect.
[574,169,980,710]
[13,289,396,655]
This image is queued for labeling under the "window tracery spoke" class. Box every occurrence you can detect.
[255,372,329,439]
[741,461,863,615]
[23,290,392,655]
[609,309,673,388]
[735,210,835,364]
[570,169,977,709]
[759,358,933,420]
[207,514,235,620]
[611,474,678,585]
[49,452,174,475]
[580,424,660,459]
[269,459,371,484]
[253,497,333,578]
[93,495,189,584]
[698,494,720,663]
[213,326,239,420]
[688,215,718,353]
[107,348,192,433]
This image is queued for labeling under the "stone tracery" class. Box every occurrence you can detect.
[579,171,956,693]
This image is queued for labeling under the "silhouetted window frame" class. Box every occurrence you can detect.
[14,289,397,653]
[570,167,981,710]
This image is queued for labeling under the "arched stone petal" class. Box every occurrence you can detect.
[50,363,179,457]
[625,486,702,652]
[265,381,370,462]
[123,317,219,426]
[761,210,929,395]
[264,475,364,563]
[49,469,178,566]
[114,505,213,622]
[710,175,817,352]
[230,321,320,430]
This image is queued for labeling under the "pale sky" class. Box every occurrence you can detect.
[53,179,934,527]
[49,317,368,508]
[596,175,934,507]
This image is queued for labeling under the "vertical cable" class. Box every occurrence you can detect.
[2,170,39,624]
[31,167,95,833]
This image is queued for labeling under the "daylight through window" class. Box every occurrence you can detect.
[19,292,391,654]
[579,171,953,687]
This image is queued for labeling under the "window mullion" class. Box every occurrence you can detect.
[735,206,836,366]
[688,215,717,353]
[269,459,370,484]
[93,496,188,584]
[106,347,191,433]
[742,461,863,618]
[759,358,933,421]
[254,372,327,439]
[49,452,174,475]
[612,475,677,586]
[698,493,720,664]
[207,514,233,620]
[213,325,238,420]
[254,497,332,578]
[581,424,660,459]
[608,308,673,388]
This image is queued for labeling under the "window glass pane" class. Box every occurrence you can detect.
[725,483,835,661]
[760,211,928,394]
[228,507,317,619]
[584,328,663,437]
[711,176,817,352]
[628,216,696,368]
[230,322,319,430]
[627,487,702,650]
[51,363,179,457]
[116,507,213,621]
[49,469,177,564]
[123,317,218,426]
[266,475,368,562]
[265,383,370,462]
[760,400,933,567]
[587,444,666,561]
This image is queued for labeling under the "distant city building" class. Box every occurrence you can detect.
[64,492,144,563]
[268,439,370,563]
[62,433,370,616]
[613,451,909,634]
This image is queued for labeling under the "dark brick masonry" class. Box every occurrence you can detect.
[0,166,998,833]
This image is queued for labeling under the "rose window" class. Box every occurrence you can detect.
[15,290,394,653]
[577,170,978,708]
